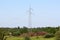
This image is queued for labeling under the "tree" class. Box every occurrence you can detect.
[20,26,28,33]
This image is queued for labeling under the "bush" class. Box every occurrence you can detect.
[0,32,4,40]
[44,34,54,38]
[24,36,30,40]
[36,36,39,39]
[55,31,60,40]
[12,31,20,36]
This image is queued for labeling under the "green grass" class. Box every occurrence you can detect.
[6,36,55,40]
[31,36,55,40]
[6,36,24,40]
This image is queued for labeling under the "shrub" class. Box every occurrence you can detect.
[44,34,54,38]
[36,36,39,39]
[55,31,60,40]
[36,32,47,36]
[24,36,30,40]
[12,31,20,36]
[0,32,4,40]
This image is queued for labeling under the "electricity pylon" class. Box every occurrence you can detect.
[28,6,33,33]
[28,7,32,28]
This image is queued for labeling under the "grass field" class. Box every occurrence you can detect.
[6,36,55,40]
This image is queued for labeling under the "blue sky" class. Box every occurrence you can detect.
[0,0,60,28]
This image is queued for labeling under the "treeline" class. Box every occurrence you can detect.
[0,26,59,36]
[0,26,60,40]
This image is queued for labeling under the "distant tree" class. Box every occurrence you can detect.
[17,26,20,29]
[20,26,28,33]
